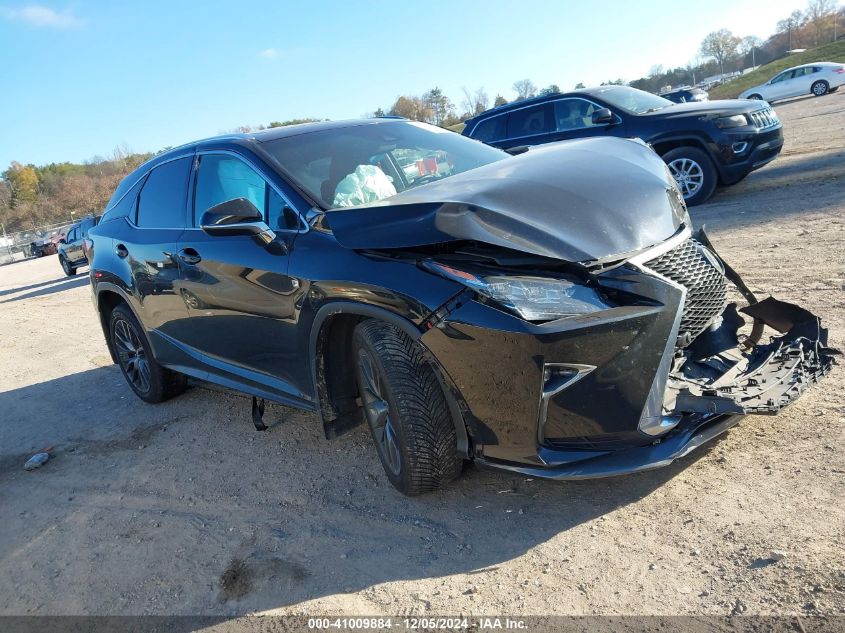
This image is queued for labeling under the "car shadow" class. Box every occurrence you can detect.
[0,366,727,615]
[0,275,82,297]
[0,274,89,303]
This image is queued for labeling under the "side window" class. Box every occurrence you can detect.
[471,116,507,142]
[506,104,553,138]
[101,175,145,224]
[554,99,602,131]
[194,154,301,231]
[772,70,793,83]
[66,227,78,242]
[267,187,300,230]
[136,157,191,228]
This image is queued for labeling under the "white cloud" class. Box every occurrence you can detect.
[1,5,84,28]
[259,48,281,59]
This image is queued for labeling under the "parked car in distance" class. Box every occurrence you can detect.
[87,119,835,495]
[739,62,845,101]
[29,229,66,258]
[58,215,98,275]
[462,85,784,205]
[659,87,709,103]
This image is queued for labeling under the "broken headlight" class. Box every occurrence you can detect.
[424,262,611,322]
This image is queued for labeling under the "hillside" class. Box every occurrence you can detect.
[709,40,845,99]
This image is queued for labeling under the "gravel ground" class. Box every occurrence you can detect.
[0,93,843,619]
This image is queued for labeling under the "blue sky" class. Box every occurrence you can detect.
[0,0,809,168]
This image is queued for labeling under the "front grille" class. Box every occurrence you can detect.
[645,238,727,346]
[749,106,779,129]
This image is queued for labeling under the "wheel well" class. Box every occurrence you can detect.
[314,313,367,438]
[313,311,472,456]
[652,138,709,158]
[97,290,126,363]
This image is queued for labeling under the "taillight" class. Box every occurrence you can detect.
[834,67,845,74]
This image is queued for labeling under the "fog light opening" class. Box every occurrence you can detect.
[638,414,682,437]
[732,142,748,154]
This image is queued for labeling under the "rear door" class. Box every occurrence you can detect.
[767,69,797,100]
[109,156,192,354]
[174,151,307,402]
[501,103,554,148]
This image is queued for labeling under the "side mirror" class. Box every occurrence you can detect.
[200,198,276,245]
[58,238,67,244]
[591,108,615,125]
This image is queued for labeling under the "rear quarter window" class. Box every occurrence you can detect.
[470,116,507,142]
[136,157,192,228]
[100,175,146,224]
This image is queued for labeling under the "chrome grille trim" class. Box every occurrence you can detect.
[750,106,779,130]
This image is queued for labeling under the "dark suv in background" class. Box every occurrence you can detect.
[58,215,98,275]
[462,85,783,205]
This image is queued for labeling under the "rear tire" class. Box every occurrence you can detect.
[747,94,763,100]
[352,320,462,496]
[663,146,718,206]
[811,80,829,97]
[110,304,186,404]
[60,255,76,276]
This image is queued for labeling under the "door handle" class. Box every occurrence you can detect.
[115,244,128,259]
[177,248,202,265]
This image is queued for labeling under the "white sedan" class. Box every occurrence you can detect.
[739,62,845,102]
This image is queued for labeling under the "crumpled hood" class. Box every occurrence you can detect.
[327,136,685,263]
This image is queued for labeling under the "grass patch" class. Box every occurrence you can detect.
[709,40,845,99]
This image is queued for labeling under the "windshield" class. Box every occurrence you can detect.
[590,86,674,115]
[260,120,508,209]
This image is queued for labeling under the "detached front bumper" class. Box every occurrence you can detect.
[420,234,837,480]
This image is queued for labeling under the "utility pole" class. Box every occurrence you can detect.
[1,222,12,261]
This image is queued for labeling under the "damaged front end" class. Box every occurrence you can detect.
[647,229,837,426]
[417,226,838,480]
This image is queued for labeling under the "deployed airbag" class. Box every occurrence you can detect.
[333,165,397,208]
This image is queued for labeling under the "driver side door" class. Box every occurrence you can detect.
[766,70,796,100]
[548,98,626,142]
[173,151,309,403]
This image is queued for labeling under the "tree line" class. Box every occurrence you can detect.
[633,0,842,93]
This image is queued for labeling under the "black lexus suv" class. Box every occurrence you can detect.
[88,119,834,495]
[462,85,784,205]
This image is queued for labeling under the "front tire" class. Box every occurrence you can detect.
[663,146,718,206]
[811,80,829,97]
[110,304,186,403]
[747,94,763,100]
[352,320,462,495]
[60,255,76,276]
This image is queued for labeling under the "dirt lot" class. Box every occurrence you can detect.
[1,94,843,619]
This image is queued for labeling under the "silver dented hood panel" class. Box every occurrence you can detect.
[326,136,684,263]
